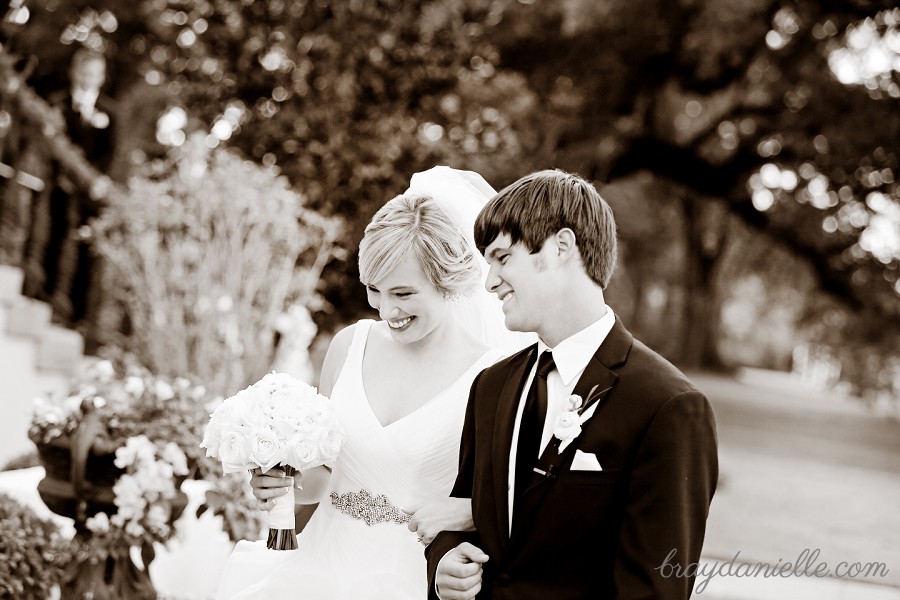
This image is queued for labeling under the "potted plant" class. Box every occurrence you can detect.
[27,355,210,598]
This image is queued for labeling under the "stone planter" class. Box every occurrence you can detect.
[35,401,189,599]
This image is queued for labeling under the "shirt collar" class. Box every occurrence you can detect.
[537,305,616,386]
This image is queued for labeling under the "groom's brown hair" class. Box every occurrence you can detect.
[474,169,618,289]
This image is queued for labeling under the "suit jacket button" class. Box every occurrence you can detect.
[497,573,511,587]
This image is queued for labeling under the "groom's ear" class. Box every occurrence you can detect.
[554,228,578,260]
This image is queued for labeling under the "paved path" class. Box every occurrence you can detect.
[692,369,900,598]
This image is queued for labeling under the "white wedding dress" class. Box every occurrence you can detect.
[216,319,502,600]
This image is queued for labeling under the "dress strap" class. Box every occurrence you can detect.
[343,319,375,368]
[328,319,374,395]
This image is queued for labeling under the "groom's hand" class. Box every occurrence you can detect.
[435,543,489,600]
[248,467,294,510]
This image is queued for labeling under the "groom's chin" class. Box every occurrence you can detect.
[503,314,526,332]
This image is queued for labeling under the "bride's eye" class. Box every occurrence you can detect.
[395,292,412,299]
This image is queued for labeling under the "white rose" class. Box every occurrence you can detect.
[270,414,301,439]
[286,436,318,469]
[318,428,343,463]
[237,396,269,430]
[218,430,251,473]
[200,423,221,456]
[250,429,284,472]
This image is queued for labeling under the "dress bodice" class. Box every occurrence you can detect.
[328,319,501,510]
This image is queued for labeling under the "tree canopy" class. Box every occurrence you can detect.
[2,0,898,398]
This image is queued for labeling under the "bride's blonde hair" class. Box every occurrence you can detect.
[359,194,481,297]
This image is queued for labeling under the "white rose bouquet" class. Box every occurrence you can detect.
[200,372,343,549]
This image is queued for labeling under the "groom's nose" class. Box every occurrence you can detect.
[485,264,502,295]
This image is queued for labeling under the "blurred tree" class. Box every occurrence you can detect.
[487,0,899,378]
[3,0,897,399]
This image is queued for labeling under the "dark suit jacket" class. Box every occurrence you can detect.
[48,88,116,173]
[427,317,718,599]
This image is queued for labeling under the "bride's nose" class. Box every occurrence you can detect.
[380,304,401,321]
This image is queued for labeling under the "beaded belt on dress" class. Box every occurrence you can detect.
[329,489,411,526]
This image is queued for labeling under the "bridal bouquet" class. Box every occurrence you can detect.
[200,372,343,549]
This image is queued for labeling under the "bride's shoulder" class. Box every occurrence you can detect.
[318,320,370,396]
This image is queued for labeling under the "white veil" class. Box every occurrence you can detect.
[405,166,536,356]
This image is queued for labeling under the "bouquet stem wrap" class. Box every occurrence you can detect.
[266,465,298,550]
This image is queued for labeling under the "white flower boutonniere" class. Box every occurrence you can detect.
[552,384,608,453]
[552,395,584,453]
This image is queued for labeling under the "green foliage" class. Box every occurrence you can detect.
[0,493,68,600]
[90,144,339,396]
[135,0,538,322]
[4,0,898,397]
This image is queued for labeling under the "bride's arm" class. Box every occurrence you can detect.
[405,497,474,545]
[292,323,356,503]
[251,324,356,508]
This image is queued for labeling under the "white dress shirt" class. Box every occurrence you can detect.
[506,305,616,530]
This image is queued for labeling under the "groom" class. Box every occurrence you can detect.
[426,170,718,599]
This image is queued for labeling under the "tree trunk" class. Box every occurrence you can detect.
[679,196,726,371]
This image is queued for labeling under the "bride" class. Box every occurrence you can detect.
[215,167,532,599]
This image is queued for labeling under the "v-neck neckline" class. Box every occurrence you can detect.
[359,322,493,429]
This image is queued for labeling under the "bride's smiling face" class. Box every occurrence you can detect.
[366,251,450,343]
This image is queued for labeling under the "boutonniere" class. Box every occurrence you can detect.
[552,384,608,453]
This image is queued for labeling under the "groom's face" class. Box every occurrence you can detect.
[483,233,558,335]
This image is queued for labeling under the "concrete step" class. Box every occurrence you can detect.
[35,324,84,375]
[3,295,53,340]
[0,264,24,302]
[0,270,85,466]
[0,315,41,466]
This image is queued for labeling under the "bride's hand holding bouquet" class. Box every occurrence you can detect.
[201,372,343,550]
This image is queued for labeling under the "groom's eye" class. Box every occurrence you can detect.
[499,254,510,265]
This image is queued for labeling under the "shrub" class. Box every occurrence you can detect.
[90,143,339,396]
[0,492,68,600]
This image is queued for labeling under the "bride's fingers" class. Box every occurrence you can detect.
[253,486,290,500]
[250,474,294,490]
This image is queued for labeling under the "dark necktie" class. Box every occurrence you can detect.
[514,350,556,508]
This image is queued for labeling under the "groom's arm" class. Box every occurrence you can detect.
[613,389,718,599]
[426,373,485,600]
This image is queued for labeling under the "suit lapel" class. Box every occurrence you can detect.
[523,317,633,495]
[492,344,538,545]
